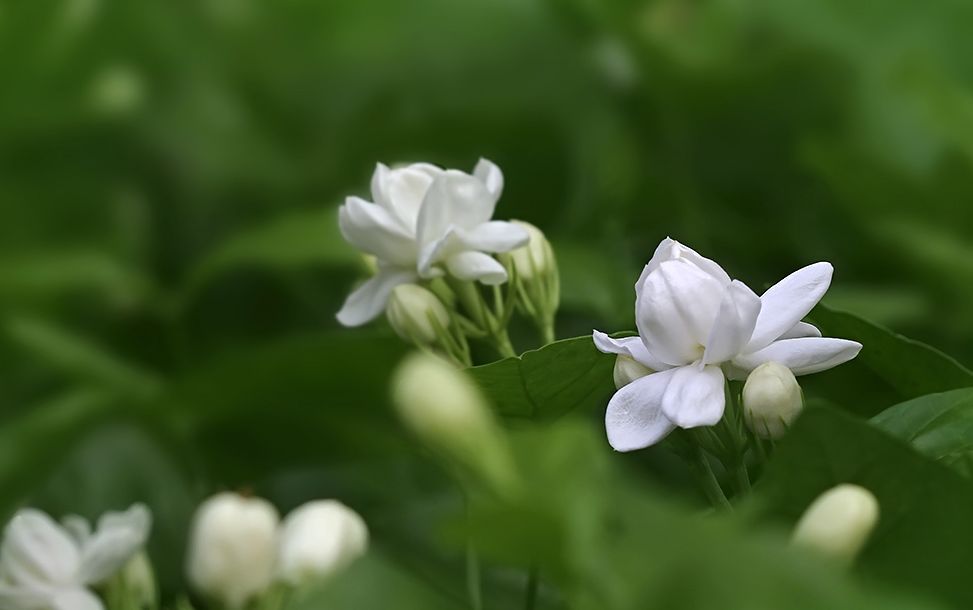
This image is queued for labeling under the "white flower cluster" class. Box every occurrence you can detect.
[187,493,368,609]
[594,238,861,451]
[0,504,151,610]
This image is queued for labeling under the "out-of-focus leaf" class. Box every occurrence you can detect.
[0,250,151,307]
[809,304,973,399]
[465,420,941,610]
[182,207,360,303]
[4,317,162,400]
[31,424,200,595]
[468,336,614,419]
[165,331,410,483]
[755,407,973,608]
[871,388,973,477]
[0,391,115,522]
[283,553,460,610]
[555,240,635,325]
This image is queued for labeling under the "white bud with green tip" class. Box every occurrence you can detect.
[500,221,560,343]
[613,355,653,389]
[792,484,879,564]
[742,361,804,439]
[277,500,368,585]
[391,353,517,494]
[386,284,452,344]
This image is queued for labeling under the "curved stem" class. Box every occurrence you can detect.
[692,446,731,510]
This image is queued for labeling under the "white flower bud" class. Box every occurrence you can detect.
[277,500,368,585]
[391,353,516,493]
[506,221,555,281]
[742,361,804,439]
[792,484,879,563]
[386,284,451,344]
[186,493,279,609]
[613,355,653,389]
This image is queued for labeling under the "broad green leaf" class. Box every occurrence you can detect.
[755,407,973,608]
[5,316,162,401]
[183,207,360,302]
[468,336,614,419]
[0,391,115,523]
[465,420,941,610]
[809,304,973,399]
[0,250,152,306]
[871,388,973,477]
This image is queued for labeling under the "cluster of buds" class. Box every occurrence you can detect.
[187,493,368,609]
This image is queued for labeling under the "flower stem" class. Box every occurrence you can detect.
[493,328,517,359]
[539,318,555,346]
[691,446,731,510]
[524,565,540,610]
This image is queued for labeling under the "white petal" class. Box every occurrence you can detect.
[416,172,496,247]
[77,505,151,585]
[592,331,670,371]
[50,588,103,610]
[1,510,81,589]
[455,221,529,253]
[605,369,678,451]
[445,252,508,285]
[636,259,724,366]
[702,280,761,365]
[369,163,392,209]
[779,321,822,340]
[336,268,418,327]
[733,337,862,376]
[60,517,91,546]
[473,158,504,199]
[0,584,51,609]
[636,237,731,293]
[382,164,440,230]
[661,365,726,428]
[338,197,417,266]
[747,262,833,351]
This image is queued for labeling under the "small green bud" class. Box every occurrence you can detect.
[742,361,803,439]
[506,221,556,281]
[792,484,879,564]
[613,355,653,389]
[386,284,451,344]
[391,353,516,494]
[501,221,559,342]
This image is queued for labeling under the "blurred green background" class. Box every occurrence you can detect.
[2,0,973,608]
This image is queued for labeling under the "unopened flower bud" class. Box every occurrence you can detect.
[792,484,879,563]
[506,221,555,281]
[386,284,451,344]
[115,551,157,609]
[392,353,516,493]
[613,355,653,389]
[742,362,803,439]
[187,493,279,609]
[277,500,368,585]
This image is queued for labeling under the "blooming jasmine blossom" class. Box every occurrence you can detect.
[336,160,529,327]
[593,238,861,451]
[0,504,151,610]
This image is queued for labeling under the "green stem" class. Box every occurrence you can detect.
[493,328,517,359]
[465,499,483,610]
[692,446,731,510]
[539,318,555,346]
[524,565,540,610]
[734,463,751,494]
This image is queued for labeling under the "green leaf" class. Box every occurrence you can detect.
[183,207,360,302]
[0,250,152,307]
[468,336,615,419]
[871,388,973,477]
[810,304,973,399]
[0,391,115,522]
[465,420,942,610]
[755,406,973,608]
[5,316,162,401]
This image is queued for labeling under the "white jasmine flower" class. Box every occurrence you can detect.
[336,159,529,327]
[0,504,151,610]
[792,484,879,563]
[593,238,861,451]
[277,500,368,585]
[186,493,279,609]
